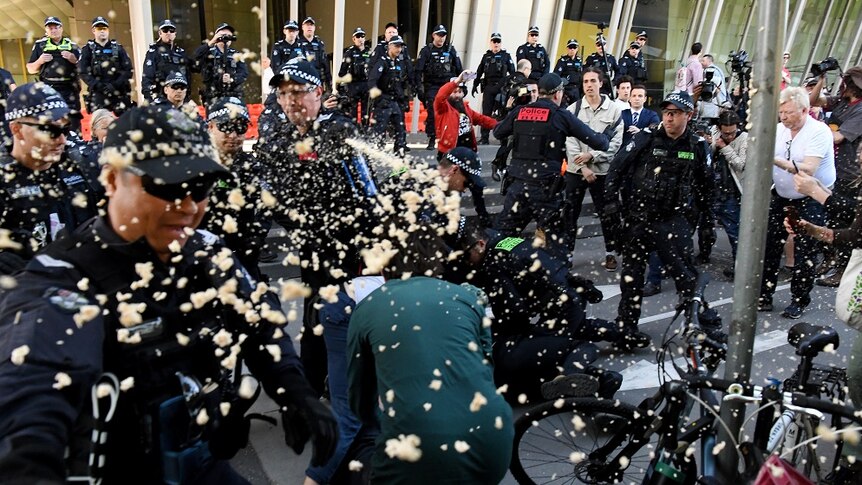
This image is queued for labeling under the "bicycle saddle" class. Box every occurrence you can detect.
[787,322,839,357]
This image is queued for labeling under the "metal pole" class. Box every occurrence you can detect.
[529,0,542,31]
[615,0,634,59]
[799,0,836,83]
[622,0,638,58]
[489,0,502,38]
[372,0,381,46]
[784,0,807,50]
[715,0,785,479]
[681,0,704,64]
[693,0,712,44]
[412,0,431,134]
[548,0,567,61]
[333,0,345,92]
[826,0,852,59]
[843,11,862,71]
[737,0,757,51]
[607,0,625,56]
[463,0,480,70]
[703,0,725,55]
[129,0,154,104]
[260,0,267,102]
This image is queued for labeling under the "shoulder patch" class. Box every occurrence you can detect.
[44,287,90,313]
[495,237,525,251]
[35,254,74,268]
[196,228,221,245]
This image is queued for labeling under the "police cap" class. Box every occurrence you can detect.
[283,20,299,30]
[491,32,502,41]
[270,58,322,88]
[303,17,315,25]
[164,71,188,87]
[445,147,486,189]
[387,35,406,46]
[566,39,579,48]
[660,91,695,112]
[215,22,234,33]
[637,31,649,40]
[528,25,540,34]
[91,16,109,28]
[6,82,70,122]
[103,105,226,184]
[207,97,250,123]
[629,41,640,49]
[44,16,62,27]
[433,25,448,35]
[159,19,176,30]
[353,27,366,37]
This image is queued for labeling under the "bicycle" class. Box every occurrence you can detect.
[509,276,859,485]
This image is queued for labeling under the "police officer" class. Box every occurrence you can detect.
[635,30,649,80]
[474,32,515,144]
[79,16,133,114]
[0,83,97,275]
[0,68,17,145]
[298,17,332,92]
[338,27,372,125]
[603,91,717,349]
[618,42,647,85]
[368,35,412,155]
[585,39,618,97]
[516,25,549,81]
[260,58,379,396]
[194,22,248,107]
[26,17,82,131]
[492,73,611,261]
[203,97,269,281]
[152,71,189,109]
[554,38,584,106]
[416,25,463,151]
[457,221,622,401]
[271,20,306,73]
[0,105,338,484]
[142,19,190,102]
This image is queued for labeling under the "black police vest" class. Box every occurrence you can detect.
[154,44,187,81]
[39,38,78,82]
[482,52,506,81]
[427,45,455,79]
[558,56,583,80]
[520,45,546,73]
[511,104,557,162]
[202,47,239,83]
[380,58,408,99]
[346,47,370,81]
[630,135,699,213]
[87,40,120,77]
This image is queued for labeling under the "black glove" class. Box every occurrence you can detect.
[282,395,338,466]
[0,251,26,275]
[417,86,426,102]
[471,85,479,97]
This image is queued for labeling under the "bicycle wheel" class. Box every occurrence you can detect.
[510,398,655,485]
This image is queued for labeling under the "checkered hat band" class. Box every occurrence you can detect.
[207,107,248,122]
[106,142,217,163]
[446,152,480,176]
[283,67,321,86]
[6,100,67,121]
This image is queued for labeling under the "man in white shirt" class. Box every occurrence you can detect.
[697,54,726,120]
[759,87,834,319]
[565,67,624,271]
[614,75,632,110]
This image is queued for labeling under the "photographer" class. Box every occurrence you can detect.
[808,65,862,286]
[193,22,248,107]
[696,54,726,121]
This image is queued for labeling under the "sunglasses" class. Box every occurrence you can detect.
[161,28,176,33]
[529,33,538,37]
[491,39,501,43]
[217,121,249,135]
[355,34,366,38]
[17,121,70,139]
[140,174,215,203]
[169,84,187,90]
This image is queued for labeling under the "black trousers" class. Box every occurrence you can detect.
[495,178,568,261]
[50,82,82,132]
[480,83,502,140]
[422,84,442,137]
[370,97,407,150]
[344,84,370,126]
[564,172,616,253]
[617,214,697,329]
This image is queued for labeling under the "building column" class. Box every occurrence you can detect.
[129,0,154,103]
[548,0,568,60]
[737,0,756,51]
[825,0,853,58]
[785,0,806,50]
[693,0,712,43]
[680,0,703,63]
[703,0,725,54]
[260,0,267,100]
[842,8,862,71]
[290,0,299,21]
[372,0,381,46]
[616,0,637,59]
[412,0,431,133]
[606,0,625,56]
[614,0,634,58]
[800,0,836,83]
[529,0,541,30]
[488,0,502,39]
[332,0,345,90]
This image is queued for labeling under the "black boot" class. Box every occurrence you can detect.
[425,136,436,151]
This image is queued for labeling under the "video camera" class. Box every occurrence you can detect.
[729,50,751,75]
[810,57,840,77]
[217,34,237,44]
[699,69,716,102]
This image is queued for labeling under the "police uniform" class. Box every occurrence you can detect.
[554,44,584,106]
[0,68,15,143]
[79,18,133,114]
[297,26,332,90]
[271,20,307,73]
[603,91,714,344]
[585,49,618,96]
[416,28,463,144]
[0,105,336,484]
[367,37,412,153]
[0,83,98,274]
[618,48,648,84]
[193,25,248,107]
[28,31,81,129]
[516,28,549,81]
[142,37,189,101]
[492,73,610,260]
[475,38,515,142]
[338,29,372,125]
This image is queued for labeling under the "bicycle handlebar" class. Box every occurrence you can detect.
[791,394,862,424]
